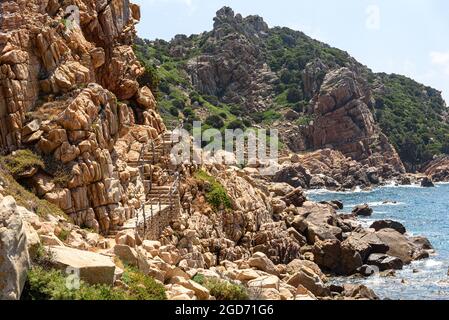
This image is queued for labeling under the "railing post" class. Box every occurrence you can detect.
[151,141,155,164]
[143,201,147,236]
[150,198,154,238]
[169,185,173,212]
[149,164,153,192]
[159,195,161,213]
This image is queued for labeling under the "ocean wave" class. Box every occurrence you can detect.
[381,182,422,189]
[306,182,423,195]
[305,187,374,195]
[367,201,406,207]
[424,259,444,268]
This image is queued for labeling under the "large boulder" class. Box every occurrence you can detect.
[281,188,307,207]
[311,239,342,272]
[370,220,406,234]
[352,204,373,217]
[366,253,404,271]
[248,252,279,276]
[374,229,416,264]
[286,266,330,297]
[273,164,311,188]
[114,244,139,266]
[421,177,435,188]
[285,259,326,281]
[342,284,379,300]
[248,275,280,291]
[47,246,116,285]
[293,203,342,244]
[0,196,32,300]
[339,241,364,275]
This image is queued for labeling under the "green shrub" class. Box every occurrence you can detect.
[292,101,306,113]
[183,108,194,117]
[227,119,246,130]
[204,95,220,106]
[0,149,44,177]
[169,106,179,117]
[42,154,73,186]
[193,276,248,300]
[229,104,244,116]
[25,266,127,300]
[121,266,167,300]
[56,228,70,242]
[195,170,232,211]
[138,64,160,99]
[205,115,225,129]
[0,169,66,219]
[171,99,185,110]
[286,87,303,103]
[25,266,166,301]
[219,112,228,119]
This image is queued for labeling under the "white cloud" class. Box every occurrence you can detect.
[430,51,449,75]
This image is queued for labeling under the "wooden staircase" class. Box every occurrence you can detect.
[108,129,182,239]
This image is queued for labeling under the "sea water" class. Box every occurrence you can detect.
[307,183,449,300]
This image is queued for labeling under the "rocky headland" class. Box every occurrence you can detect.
[0,1,443,301]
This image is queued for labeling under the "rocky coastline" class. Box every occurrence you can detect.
[0,0,443,301]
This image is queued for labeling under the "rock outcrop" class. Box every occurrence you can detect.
[274,149,397,190]
[423,155,449,182]
[306,68,405,175]
[0,196,37,300]
[170,7,277,112]
[0,0,166,233]
[48,245,116,285]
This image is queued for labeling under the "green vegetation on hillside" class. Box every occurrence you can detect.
[373,74,449,169]
[0,149,68,218]
[193,274,248,300]
[25,265,166,300]
[134,16,449,169]
[135,38,243,130]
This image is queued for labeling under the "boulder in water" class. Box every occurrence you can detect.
[367,253,404,271]
[370,220,406,234]
[421,176,435,187]
[357,265,377,277]
[352,204,373,217]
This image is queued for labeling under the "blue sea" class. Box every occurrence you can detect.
[307,183,449,300]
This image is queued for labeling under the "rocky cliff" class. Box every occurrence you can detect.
[1,0,165,233]
[306,68,405,175]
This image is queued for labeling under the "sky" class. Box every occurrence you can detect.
[133,0,449,104]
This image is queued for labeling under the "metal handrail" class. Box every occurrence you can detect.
[133,120,184,238]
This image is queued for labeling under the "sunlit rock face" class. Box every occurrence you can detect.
[0,0,165,233]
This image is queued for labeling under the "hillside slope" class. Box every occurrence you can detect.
[135,6,448,171]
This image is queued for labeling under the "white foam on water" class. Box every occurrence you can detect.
[367,201,406,207]
[381,183,422,189]
[424,259,443,268]
[364,275,386,286]
[305,186,375,195]
[359,219,376,228]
